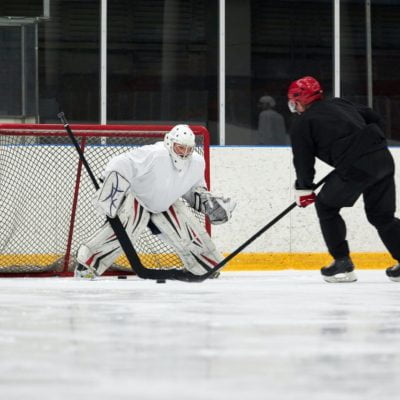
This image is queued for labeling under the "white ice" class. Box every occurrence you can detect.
[0,270,399,400]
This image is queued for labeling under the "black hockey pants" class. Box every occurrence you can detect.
[315,148,400,262]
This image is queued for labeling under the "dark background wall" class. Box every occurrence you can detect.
[1,0,400,144]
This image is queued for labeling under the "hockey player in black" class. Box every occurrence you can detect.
[287,76,400,283]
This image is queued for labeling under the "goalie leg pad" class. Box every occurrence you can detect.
[77,194,150,276]
[150,200,223,275]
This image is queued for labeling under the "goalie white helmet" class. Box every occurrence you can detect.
[164,124,195,171]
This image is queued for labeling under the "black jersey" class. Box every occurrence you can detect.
[289,98,387,189]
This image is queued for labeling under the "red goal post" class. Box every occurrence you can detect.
[0,123,210,277]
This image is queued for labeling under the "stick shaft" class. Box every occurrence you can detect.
[200,173,332,281]
[57,112,148,277]
[58,112,100,190]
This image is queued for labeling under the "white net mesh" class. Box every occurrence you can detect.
[0,124,209,276]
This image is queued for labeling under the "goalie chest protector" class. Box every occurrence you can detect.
[103,142,205,213]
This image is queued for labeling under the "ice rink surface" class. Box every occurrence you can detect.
[0,270,399,400]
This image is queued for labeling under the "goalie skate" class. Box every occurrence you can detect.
[74,263,99,280]
[321,257,357,283]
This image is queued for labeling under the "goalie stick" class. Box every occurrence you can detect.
[58,112,192,281]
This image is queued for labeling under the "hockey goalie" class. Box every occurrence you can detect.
[75,124,236,280]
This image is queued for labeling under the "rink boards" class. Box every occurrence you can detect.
[210,146,400,269]
[0,251,395,271]
[1,146,399,271]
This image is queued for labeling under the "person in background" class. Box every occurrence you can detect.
[257,95,288,145]
[287,76,400,283]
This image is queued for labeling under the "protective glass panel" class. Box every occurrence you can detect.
[107,0,218,142]
[226,0,333,145]
[0,26,21,115]
[371,1,400,144]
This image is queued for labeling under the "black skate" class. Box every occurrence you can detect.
[321,257,357,283]
[386,264,400,282]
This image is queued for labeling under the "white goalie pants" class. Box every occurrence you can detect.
[76,194,223,276]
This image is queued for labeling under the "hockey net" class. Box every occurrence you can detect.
[0,123,210,277]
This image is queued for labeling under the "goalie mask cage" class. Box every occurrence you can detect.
[0,123,210,277]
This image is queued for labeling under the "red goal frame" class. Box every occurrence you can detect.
[0,123,210,277]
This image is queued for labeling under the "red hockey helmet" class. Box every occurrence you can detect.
[287,76,323,111]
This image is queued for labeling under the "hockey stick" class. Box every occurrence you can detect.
[190,173,333,282]
[58,112,189,281]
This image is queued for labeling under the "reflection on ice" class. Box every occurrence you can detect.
[0,271,399,400]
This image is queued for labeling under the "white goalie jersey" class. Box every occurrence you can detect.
[102,141,206,213]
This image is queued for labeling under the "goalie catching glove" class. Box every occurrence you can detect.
[188,187,236,225]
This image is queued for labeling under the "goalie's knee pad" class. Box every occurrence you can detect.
[150,200,223,275]
[77,194,150,276]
